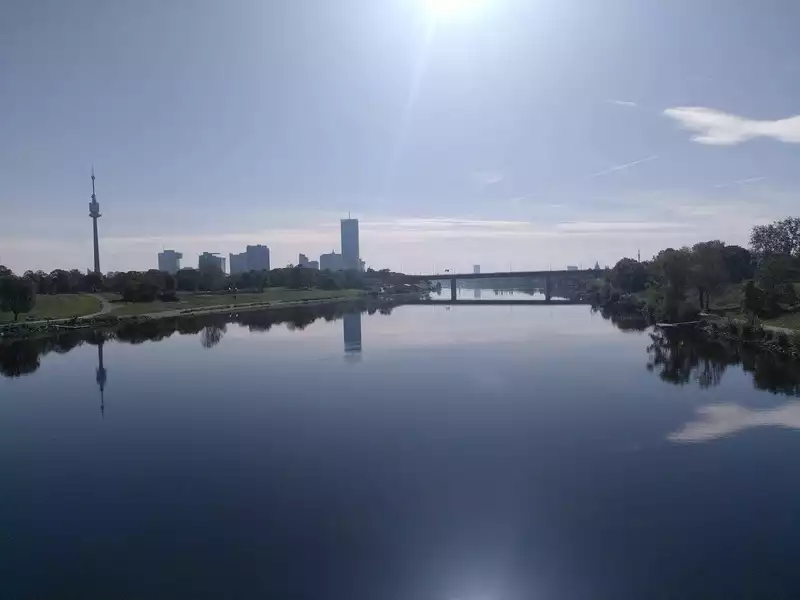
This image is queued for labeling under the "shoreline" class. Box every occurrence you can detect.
[0,292,411,343]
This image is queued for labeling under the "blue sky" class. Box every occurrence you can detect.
[2,0,799,273]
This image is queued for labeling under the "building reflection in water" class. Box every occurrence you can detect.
[473,288,481,300]
[343,312,362,359]
[96,341,107,418]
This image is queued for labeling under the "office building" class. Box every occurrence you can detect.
[320,251,345,272]
[567,265,579,271]
[473,265,480,274]
[199,252,226,273]
[229,252,248,275]
[157,250,183,274]
[340,218,360,271]
[298,253,309,266]
[306,260,319,270]
[246,245,270,271]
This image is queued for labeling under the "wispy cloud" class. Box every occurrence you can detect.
[664,107,800,145]
[589,155,659,178]
[714,176,767,189]
[472,170,505,186]
[608,99,638,108]
[669,403,800,443]
[556,221,690,233]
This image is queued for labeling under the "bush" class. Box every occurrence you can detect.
[776,332,790,348]
[157,291,179,302]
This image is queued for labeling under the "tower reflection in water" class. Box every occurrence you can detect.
[343,312,362,360]
[96,341,107,417]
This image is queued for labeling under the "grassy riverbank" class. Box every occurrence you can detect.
[106,288,363,316]
[0,289,372,341]
[0,294,102,323]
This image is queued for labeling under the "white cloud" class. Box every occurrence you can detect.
[669,403,800,443]
[556,221,690,233]
[664,107,800,145]
[608,99,638,108]
[589,155,658,178]
[713,176,766,189]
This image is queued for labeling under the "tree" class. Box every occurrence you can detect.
[755,255,799,314]
[691,241,728,310]
[750,217,800,257]
[741,280,764,322]
[0,276,36,321]
[176,268,200,292]
[651,248,692,296]
[610,258,648,293]
[722,245,754,283]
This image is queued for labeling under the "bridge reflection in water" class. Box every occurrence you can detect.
[406,268,599,301]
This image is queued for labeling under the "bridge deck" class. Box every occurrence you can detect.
[408,299,592,306]
[406,269,599,281]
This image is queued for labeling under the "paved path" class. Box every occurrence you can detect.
[701,312,795,334]
[85,294,114,318]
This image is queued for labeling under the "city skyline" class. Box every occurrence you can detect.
[4,1,800,274]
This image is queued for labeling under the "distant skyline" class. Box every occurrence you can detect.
[3,0,800,273]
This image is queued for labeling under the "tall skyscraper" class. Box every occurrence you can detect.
[88,168,102,274]
[473,265,481,274]
[298,253,309,266]
[340,218,360,271]
[246,245,270,271]
[158,250,183,274]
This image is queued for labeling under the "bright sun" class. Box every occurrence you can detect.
[424,0,486,18]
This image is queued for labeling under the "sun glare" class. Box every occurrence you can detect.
[424,0,486,19]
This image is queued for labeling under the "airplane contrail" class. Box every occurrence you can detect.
[589,155,659,178]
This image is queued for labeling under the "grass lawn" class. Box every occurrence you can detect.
[0,294,102,323]
[763,312,800,331]
[110,288,362,316]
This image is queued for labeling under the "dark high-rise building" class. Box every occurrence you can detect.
[158,250,183,274]
[88,168,102,274]
[340,218,360,271]
[229,252,248,275]
[246,245,270,271]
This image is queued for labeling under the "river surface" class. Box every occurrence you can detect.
[3,303,800,599]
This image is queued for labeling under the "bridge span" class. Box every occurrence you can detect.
[404,269,600,301]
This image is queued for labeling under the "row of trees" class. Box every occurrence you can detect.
[0,263,375,312]
[602,217,800,320]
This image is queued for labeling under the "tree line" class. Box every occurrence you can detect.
[0,263,375,320]
[597,217,800,321]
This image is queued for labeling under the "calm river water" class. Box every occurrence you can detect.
[3,302,800,599]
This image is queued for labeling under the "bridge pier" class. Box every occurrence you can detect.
[545,273,552,302]
[450,278,457,301]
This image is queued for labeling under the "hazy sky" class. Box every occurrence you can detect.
[2,0,800,273]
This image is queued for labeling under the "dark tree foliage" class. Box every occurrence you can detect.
[0,276,35,320]
[609,258,648,293]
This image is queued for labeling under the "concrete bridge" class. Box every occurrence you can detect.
[405,269,600,301]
